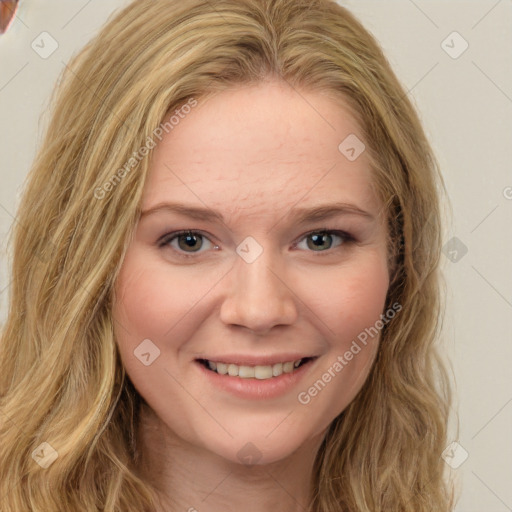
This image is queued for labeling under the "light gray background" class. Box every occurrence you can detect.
[1,1,511,510]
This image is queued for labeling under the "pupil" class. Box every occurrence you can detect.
[309,232,331,250]
[179,232,201,252]
[176,232,332,252]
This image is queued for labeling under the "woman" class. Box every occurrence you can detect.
[0,0,455,510]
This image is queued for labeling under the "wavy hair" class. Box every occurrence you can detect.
[0,0,455,510]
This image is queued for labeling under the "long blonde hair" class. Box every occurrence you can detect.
[0,0,455,510]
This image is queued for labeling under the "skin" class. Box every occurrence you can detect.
[113,80,390,512]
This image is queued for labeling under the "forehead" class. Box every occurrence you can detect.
[142,81,380,220]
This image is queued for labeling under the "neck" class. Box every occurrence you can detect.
[135,404,324,512]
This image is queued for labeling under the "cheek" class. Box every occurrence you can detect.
[113,254,203,341]
[302,252,390,342]
[293,253,390,412]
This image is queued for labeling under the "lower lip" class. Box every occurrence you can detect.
[195,358,318,400]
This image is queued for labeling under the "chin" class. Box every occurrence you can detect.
[202,429,312,467]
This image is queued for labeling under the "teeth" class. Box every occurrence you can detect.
[204,358,306,380]
[283,361,294,373]
[216,362,228,375]
[272,363,283,376]
[239,366,256,378]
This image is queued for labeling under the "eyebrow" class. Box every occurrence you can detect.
[140,201,375,224]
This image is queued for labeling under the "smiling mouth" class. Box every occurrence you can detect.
[197,357,316,380]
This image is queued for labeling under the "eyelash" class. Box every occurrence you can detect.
[157,228,356,260]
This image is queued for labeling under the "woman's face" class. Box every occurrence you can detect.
[113,81,390,465]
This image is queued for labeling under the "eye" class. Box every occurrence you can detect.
[158,230,216,258]
[157,228,355,259]
[295,229,355,254]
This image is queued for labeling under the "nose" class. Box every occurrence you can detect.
[219,247,298,335]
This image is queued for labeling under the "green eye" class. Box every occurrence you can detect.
[158,228,355,260]
[297,230,353,252]
[159,230,215,257]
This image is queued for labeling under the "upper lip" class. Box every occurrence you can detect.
[196,354,318,366]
